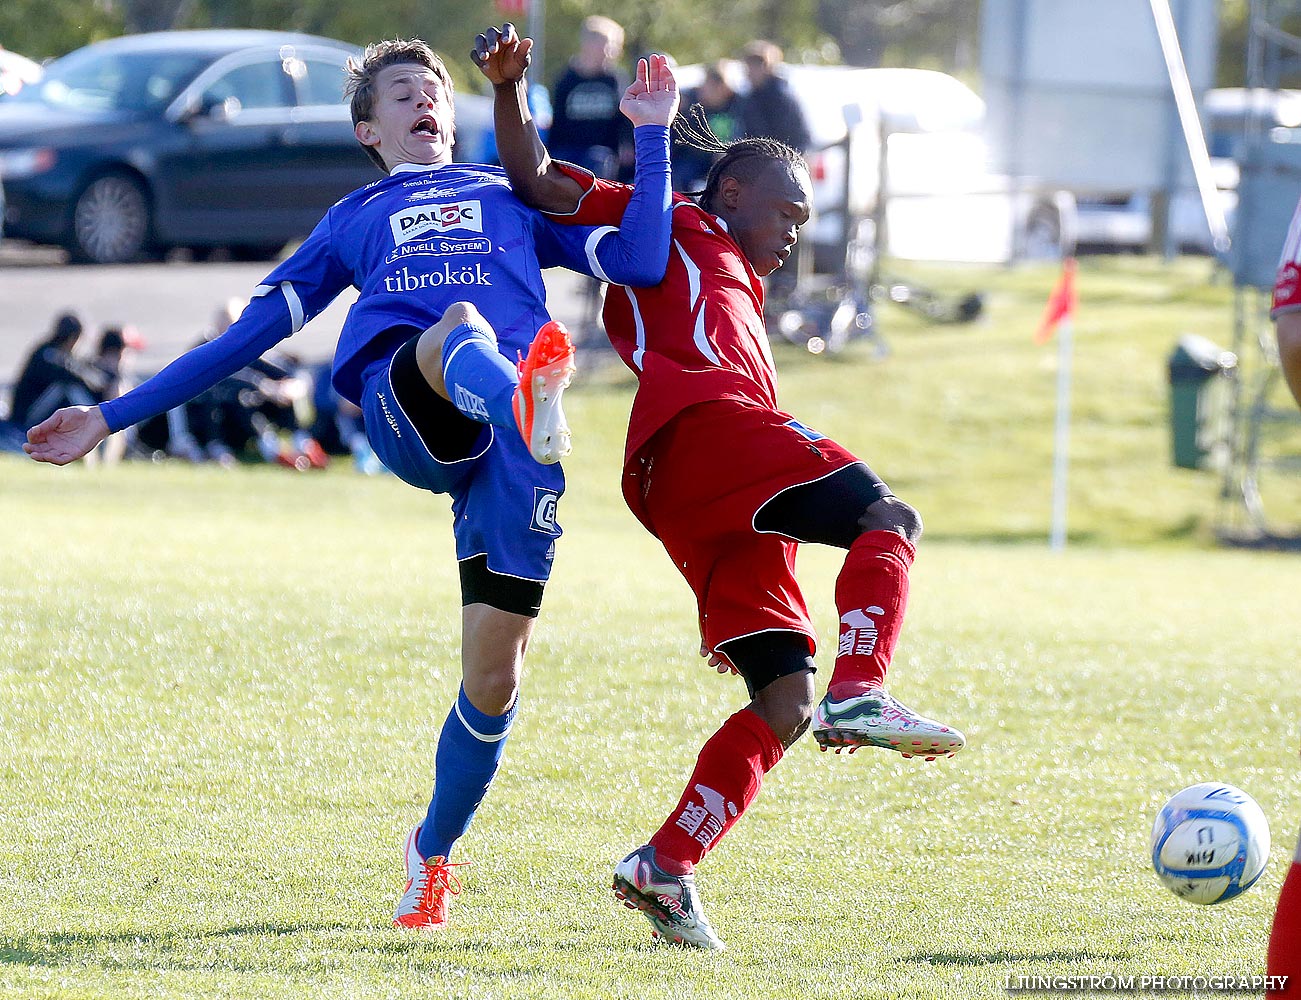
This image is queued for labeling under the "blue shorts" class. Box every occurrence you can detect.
[359,340,564,585]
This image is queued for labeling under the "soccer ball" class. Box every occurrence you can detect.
[1150,782,1271,905]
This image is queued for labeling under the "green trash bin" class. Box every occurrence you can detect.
[1167,334,1235,469]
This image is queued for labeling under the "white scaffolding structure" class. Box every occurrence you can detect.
[1216,0,1301,547]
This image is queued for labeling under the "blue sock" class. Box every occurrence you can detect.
[440,322,519,429]
[417,686,517,861]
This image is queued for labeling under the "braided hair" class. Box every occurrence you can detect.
[674,103,807,214]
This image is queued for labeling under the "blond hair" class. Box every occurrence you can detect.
[581,15,625,52]
[345,38,456,171]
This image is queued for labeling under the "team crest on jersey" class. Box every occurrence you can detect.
[390,200,483,245]
[531,488,561,535]
[406,186,460,201]
[784,418,826,442]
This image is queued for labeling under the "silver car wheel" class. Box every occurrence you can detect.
[72,174,150,263]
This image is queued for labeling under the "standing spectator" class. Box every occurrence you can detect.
[738,41,812,309]
[548,16,632,179]
[738,41,811,154]
[7,312,97,430]
[548,16,637,344]
[673,63,740,192]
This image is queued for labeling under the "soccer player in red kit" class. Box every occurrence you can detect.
[476,24,966,950]
[1266,199,1301,997]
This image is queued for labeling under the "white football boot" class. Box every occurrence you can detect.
[812,687,965,759]
[612,845,725,951]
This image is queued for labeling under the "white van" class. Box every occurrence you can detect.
[675,61,1073,267]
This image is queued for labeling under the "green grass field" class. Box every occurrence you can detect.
[1,257,1298,999]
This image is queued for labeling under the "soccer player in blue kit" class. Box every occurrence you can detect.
[25,38,680,931]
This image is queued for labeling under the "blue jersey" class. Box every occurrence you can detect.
[100,125,672,432]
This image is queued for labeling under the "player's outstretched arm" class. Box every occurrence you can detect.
[474,22,584,214]
[24,405,110,466]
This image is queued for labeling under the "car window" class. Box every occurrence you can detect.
[291,56,349,107]
[200,58,291,112]
[23,51,210,113]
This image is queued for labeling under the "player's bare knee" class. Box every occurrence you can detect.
[779,712,813,747]
[418,302,491,357]
[858,496,922,545]
[462,666,520,716]
[751,672,815,748]
[752,705,810,748]
[442,301,488,333]
[416,303,493,397]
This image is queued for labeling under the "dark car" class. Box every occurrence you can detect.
[0,30,386,263]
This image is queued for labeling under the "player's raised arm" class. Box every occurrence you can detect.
[546,54,676,287]
[475,23,678,213]
[619,52,679,131]
[474,23,581,213]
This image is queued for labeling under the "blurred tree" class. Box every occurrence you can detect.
[539,0,829,86]
[1217,0,1301,88]
[0,0,122,61]
[190,0,496,88]
[122,0,193,32]
[1218,0,1249,86]
[817,0,980,73]
[1,0,984,81]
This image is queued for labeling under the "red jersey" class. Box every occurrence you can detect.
[554,168,779,463]
[1272,195,1301,319]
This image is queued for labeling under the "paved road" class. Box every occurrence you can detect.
[0,241,595,385]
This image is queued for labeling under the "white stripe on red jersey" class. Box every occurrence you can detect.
[550,170,782,463]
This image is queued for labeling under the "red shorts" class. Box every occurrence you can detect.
[622,399,861,658]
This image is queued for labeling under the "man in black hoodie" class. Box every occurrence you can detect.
[738,40,810,154]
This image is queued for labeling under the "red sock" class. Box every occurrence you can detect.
[828,529,915,699]
[648,709,784,873]
[1267,841,1301,998]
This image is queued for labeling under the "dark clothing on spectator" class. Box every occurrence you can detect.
[136,350,300,462]
[549,66,632,177]
[740,75,811,153]
[674,88,742,192]
[9,344,97,428]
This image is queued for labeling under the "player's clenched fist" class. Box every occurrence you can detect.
[472,23,531,86]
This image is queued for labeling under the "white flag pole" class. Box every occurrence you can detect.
[1148,0,1230,253]
[1049,316,1074,552]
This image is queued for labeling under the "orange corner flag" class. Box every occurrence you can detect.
[1035,257,1077,344]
